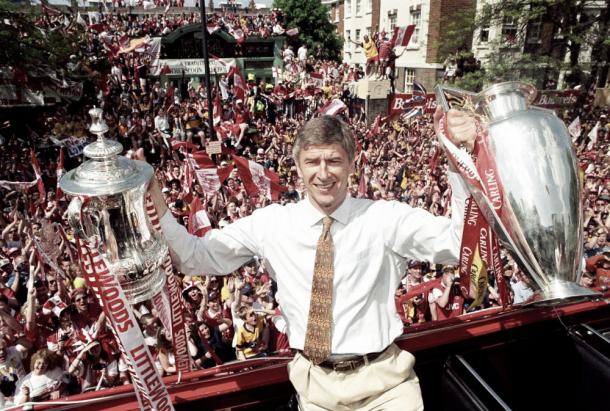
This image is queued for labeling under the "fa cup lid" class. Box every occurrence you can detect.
[59,107,153,196]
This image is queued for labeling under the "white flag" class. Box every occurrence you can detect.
[318,98,347,116]
[567,116,581,140]
[587,121,599,150]
[76,12,87,27]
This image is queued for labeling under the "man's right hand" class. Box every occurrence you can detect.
[130,148,169,219]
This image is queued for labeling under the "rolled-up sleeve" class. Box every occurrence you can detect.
[159,206,275,276]
[383,170,469,264]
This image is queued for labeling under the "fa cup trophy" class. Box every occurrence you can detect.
[435,82,599,305]
[59,107,167,303]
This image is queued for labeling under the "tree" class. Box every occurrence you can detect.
[0,0,82,74]
[273,0,343,61]
[439,0,610,91]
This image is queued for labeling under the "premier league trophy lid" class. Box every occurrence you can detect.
[59,107,153,197]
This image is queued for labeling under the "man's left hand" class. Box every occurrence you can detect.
[433,107,476,152]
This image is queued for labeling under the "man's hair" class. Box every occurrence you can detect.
[293,115,356,163]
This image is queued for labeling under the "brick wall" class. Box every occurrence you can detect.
[426,0,476,64]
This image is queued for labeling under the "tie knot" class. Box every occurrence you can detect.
[322,216,333,236]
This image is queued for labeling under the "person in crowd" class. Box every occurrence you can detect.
[234,306,268,360]
[428,265,466,321]
[14,349,68,405]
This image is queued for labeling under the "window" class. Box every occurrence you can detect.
[366,26,372,39]
[335,6,340,21]
[526,20,542,43]
[502,15,518,44]
[479,24,490,43]
[345,0,351,18]
[346,30,351,49]
[410,10,421,44]
[404,69,415,92]
[389,14,397,32]
[366,0,371,12]
[355,29,361,43]
[356,0,361,15]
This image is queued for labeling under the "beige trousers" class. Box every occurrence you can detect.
[288,344,424,411]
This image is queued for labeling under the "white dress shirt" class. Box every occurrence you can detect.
[160,172,469,354]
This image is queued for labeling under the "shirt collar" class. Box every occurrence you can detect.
[300,194,352,227]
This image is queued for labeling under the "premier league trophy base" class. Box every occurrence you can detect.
[525,279,602,307]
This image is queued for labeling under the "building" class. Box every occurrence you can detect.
[471,0,609,89]
[339,0,475,92]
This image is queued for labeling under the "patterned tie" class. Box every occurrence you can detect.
[303,216,335,365]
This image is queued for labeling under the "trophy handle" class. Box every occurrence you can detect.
[67,197,96,241]
[434,84,478,115]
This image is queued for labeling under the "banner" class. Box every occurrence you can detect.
[153,58,236,76]
[77,238,174,411]
[437,116,509,307]
[65,137,88,158]
[531,89,580,109]
[44,80,83,102]
[388,89,579,118]
[388,93,437,117]
[145,197,192,373]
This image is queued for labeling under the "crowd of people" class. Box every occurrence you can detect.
[0,4,608,408]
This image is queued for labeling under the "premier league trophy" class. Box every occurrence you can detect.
[435,81,599,305]
[59,107,168,304]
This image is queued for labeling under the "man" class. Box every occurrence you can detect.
[349,34,379,77]
[147,109,474,410]
[428,265,466,321]
[297,44,308,68]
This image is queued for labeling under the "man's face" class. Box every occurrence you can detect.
[74,294,88,313]
[47,276,58,293]
[296,144,354,215]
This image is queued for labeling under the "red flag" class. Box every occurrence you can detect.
[232,28,246,44]
[170,139,198,152]
[318,99,347,116]
[392,25,416,47]
[207,23,220,34]
[188,151,217,169]
[367,114,382,139]
[194,166,231,197]
[232,155,286,201]
[310,72,324,88]
[159,64,172,75]
[182,159,194,204]
[30,150,46,203]
[88,23,107,33]
[188,197,212,237]
[40,2,62,16]
[357,172,366,198]
[56,148,65,200]
[227,64,248,101]
[213,87,222,125]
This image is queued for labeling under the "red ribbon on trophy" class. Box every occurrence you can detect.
[438,116,510,307]
[146,195,192,373]
[77,237,174,411]
[74,197,175,411]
